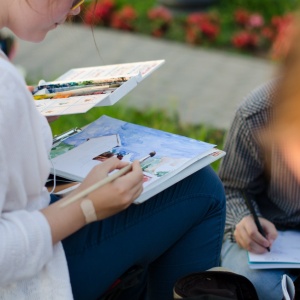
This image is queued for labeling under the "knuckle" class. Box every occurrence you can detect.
[120,194,133,205]
[248,230,256,239]
[115,186,133,203]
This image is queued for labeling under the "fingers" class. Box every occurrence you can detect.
[27,85,34,92]
[91,157,128,178]
[97,158,143,181]
[260,218,278,246]
[46,116,59,123]
[111,160,144,194]
[234,216,275,254]
[107,160,143,203]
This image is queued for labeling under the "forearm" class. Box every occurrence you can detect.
[42,159,144,245]
[219,109,265,240]
[41,196,86,245]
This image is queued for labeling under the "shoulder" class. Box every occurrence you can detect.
[0,58,30,111]
[0,58,36,138]
[235,79,278,129]
[236,79,277,122]
[0,57,26,88]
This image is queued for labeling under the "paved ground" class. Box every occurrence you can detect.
[12,23,276,129]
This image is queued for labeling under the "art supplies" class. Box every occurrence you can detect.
[33,60,164,116]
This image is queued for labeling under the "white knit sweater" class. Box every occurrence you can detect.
[0,53,73,299]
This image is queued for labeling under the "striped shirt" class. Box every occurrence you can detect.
[218,80,300,242]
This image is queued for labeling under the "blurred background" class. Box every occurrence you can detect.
[2,0,298,169]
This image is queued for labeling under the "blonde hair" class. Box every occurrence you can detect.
[271,13,300,138]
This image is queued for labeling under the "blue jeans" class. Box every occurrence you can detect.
[52,166,226,300]
[221,239,299,300]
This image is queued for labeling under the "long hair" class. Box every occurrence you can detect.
[269,13,300,139]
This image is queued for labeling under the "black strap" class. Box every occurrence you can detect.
[99,265,144,300]
[180,296,233,300]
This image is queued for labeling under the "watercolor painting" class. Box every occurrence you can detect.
[58,115,215,181]
[49,115,225,203]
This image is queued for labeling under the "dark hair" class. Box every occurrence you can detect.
[0,33,14,57]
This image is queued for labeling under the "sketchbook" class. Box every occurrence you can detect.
[248,230,300,269]
[34,60,164,116]
[50,115,226,204]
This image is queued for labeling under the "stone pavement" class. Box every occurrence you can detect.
[12,23,276,129]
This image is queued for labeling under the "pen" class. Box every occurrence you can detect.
[242,191,271,252]
[59,151,156,208]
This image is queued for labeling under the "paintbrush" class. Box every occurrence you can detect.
[33,84,120,100]
[59,151,156,208]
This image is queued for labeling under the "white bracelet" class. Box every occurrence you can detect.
[80,199,97,224]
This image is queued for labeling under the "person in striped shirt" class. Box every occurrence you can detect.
[218,78,300,299]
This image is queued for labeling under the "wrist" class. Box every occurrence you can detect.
[80,198,97,224]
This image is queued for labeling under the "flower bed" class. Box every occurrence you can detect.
[77,0,299,60]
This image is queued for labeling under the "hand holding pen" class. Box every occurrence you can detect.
[242,192,274,252]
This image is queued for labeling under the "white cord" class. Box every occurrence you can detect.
[48,155,57,194]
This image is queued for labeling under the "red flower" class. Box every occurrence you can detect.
[148,6,173,37]
[234,9,249,26]
[232,31,258,49]
[148,6,172,23]
[110,5,137,31]
[200,21,219,40]
[83,9,96,25]
[152,28,165,37]
[261,26,274,41]
[185,12,220,44]
[248,13,264,28]
[271,14,295,60]
[120,6,137,21]
[83,0,115,26]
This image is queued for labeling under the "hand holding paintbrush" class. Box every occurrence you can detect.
[60,151,156,208]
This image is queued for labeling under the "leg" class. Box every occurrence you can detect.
[221,239,298,300]
[61,166,226,300]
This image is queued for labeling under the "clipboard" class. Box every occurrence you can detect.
[52,127,82,147]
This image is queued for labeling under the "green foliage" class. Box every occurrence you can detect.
[100,0,300,57]
[114,0,156,13]
[124,0,300,19]
[218,0,300,20]
[114,0,300,20]
[50,104,226,171]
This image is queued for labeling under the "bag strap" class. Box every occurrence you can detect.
[179,295,233,300]
[99,265,144,300]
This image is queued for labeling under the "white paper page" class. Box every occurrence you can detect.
[35,94,110,116]
[248,230,300,265]
[51,135,120,181]
[55,60,164,82]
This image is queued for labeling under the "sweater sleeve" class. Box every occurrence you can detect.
[0,210,53,285]
[218,105,266,242]
[0,63,54,285]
